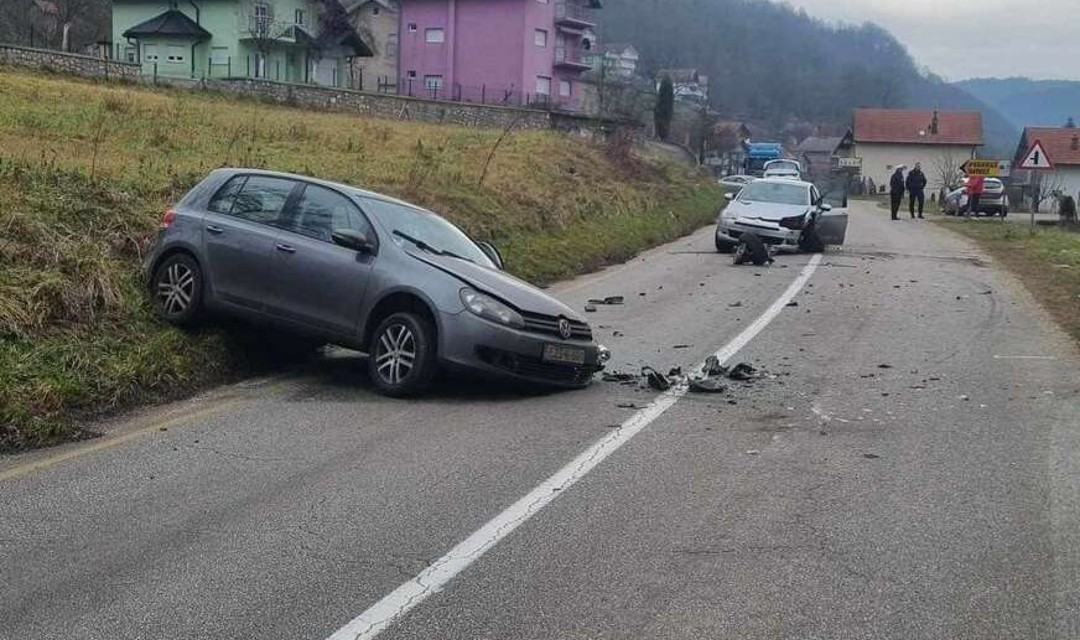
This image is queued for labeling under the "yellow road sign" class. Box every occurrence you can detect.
[961,159,1001,176]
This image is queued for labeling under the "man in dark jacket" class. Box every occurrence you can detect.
[906,162,928,218]
[889,166,906,220]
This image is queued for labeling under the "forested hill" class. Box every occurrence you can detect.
[599,0,1016,154]
[957,78,1080,131]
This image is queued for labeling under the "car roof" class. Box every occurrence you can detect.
[748,177,812,188]
[210,167,427,212]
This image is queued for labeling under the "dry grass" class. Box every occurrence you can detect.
[937,218,1080,343]
[0,66,722,450]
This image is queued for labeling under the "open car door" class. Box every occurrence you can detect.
[815,186,849,245]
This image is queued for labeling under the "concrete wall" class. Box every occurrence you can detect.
[0,43,615,132]
[855,142,977,192]
[0,44,141,80]
[198,76,554,129]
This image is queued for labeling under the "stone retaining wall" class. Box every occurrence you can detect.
[0,44,140,81]
[195,77,553,130]
[0,43,615,133]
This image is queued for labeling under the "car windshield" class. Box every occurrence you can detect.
[738,181,810,206]
[358,196,495,268]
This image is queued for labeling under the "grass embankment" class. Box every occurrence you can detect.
[0,67,721,450]
[937,219,1080,343]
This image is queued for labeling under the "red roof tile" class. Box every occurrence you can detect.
[1016,127,1080,166]
[853,108,982,146]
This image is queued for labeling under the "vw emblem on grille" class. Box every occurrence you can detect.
[557,317,572,339]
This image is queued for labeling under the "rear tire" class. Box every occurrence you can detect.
[368,312,437,396]
[150,253,204,327]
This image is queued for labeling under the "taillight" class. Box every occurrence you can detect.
[160,207,176,229]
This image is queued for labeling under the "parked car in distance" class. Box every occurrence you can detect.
[716,178,848,253]
[762,159,802,180]
[718,174,755,193]
[942,176,1009,216]
[145,169,607,395]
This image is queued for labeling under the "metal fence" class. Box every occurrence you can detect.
[379,76,577,111]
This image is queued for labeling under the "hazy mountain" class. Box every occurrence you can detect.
[956,78,1080,130]
[598,0,1017,155]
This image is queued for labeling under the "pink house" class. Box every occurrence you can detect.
[397,0,602,110]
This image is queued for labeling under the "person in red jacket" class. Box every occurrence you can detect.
[966,175,985,217]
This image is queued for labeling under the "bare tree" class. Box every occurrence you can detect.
[245,1,288,78]
[1030,170,1067,214]
[931,151,964,202]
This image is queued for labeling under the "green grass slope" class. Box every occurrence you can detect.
[0,66,721,450]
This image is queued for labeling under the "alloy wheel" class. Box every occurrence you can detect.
[374,323,417,385]
[156,262,195,316]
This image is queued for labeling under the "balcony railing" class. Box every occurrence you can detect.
[248,15,274,37]
[554,0,594,25]
[554,46,590,69]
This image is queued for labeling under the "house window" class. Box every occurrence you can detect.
[143,44,159,61]
[559,79,571,96]
[166,46,185,63]
[425,27,444,43]
[406,69,416,78]
[535,75,551,95]
[124,46,137,62]
[373,4,380,14]
[406,23,417,33]
[294,9,304,25]
[424,74,443,90]
[534,29,547,47]
[210,46,229,64]
[254,3,269,17]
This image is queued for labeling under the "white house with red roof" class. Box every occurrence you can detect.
[852,108,983,191]
[1012,125,1080,205]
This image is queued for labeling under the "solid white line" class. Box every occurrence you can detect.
[992,355,1058,360]
[325,254,823,640]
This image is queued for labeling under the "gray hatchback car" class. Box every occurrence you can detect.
[145,169,606,395]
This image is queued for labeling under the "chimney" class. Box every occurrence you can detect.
[929,110,939,135]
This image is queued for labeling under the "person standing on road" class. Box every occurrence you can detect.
[906,162,927,218]
[889,166,906,220]
[966,174,985,218]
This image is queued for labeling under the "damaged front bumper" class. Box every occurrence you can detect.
[717,217,803,251]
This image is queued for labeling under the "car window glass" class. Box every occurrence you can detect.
[230,176,296,225]
[207,176,247,214]
[738,181,810,206]
[360,197,494,267]
[290,184,373,243]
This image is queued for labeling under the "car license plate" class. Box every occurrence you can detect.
[542,343,586,365]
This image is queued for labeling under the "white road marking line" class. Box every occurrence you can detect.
[326,254,823,640]
[992,355,1059,360]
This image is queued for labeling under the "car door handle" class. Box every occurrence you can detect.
[275,244,296,253]
[206,225,224,234]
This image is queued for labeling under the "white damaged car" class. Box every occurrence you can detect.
[715,178,848,253]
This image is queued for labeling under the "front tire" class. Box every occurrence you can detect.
[715,231,735,253]
[368,312,437,396]
[150,253,204,326]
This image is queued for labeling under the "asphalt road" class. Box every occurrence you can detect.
[3,201,1079,640]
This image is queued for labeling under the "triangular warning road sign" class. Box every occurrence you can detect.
[1018,139,1054,170]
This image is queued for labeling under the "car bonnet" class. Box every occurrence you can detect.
[407,251,585,321]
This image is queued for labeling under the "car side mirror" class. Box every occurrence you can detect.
[332,228,376,253]
[476,241,504,270]
[819,203,833,212]
[724,193,734,201]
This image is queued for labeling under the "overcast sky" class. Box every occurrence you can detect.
[786,0,1077,81]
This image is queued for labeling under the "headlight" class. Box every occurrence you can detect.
[460,288,525,328]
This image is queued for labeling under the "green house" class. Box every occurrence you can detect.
[112,0,372,85]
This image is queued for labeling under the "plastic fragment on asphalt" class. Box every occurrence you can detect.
[863,453,881,459]
[584,304,598,312]
[746,450,760,455]
[729,301,743,307]
[785,301,798,307]
[641,366,671,391]
[688,377,727,393]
